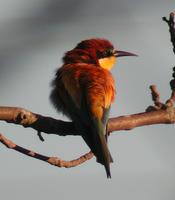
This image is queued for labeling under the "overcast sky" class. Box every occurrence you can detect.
[0,0,175,200]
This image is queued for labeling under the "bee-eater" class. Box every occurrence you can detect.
[50,38,137,178]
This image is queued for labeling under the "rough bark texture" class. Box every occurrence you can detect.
[0,12,175,168]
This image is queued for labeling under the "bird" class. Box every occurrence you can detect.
[50,38,137,178]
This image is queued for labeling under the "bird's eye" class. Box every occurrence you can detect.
[97,49,114,58]
[105,49,114,57]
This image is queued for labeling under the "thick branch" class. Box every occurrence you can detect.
[1,106,175,136]
[108,108,175,132]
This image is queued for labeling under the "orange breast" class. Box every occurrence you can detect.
[61,63,116,119]
[86,68,115,118]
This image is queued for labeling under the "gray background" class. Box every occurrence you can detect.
[0,0,175,199]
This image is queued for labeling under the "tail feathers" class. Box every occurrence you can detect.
[94,133,113,178]
[105,163,111,178]
[80,121,113,178]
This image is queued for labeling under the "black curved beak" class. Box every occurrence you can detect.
[114,50,138,57]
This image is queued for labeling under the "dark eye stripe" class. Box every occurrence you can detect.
[97,49,114,58]
[96,51,103,58]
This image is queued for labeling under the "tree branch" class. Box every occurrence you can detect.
[0,101,175,168]
[0,133,93,168]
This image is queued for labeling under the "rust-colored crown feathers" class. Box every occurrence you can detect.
[63,38,114,64]
[75,38,114,51]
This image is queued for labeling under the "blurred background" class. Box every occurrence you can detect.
[0,0,175,199]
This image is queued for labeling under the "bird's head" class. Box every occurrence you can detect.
[63,38,137,70]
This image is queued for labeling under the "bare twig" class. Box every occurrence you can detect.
[163,13,175,107]
[146,85,164,111]
[0,133,93,168]
[163,12,175,54]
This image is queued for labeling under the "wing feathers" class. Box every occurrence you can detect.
[50,63,115,178]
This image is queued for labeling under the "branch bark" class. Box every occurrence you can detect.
[1,12,175,169]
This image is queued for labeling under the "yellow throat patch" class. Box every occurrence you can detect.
[98,56,116,70]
